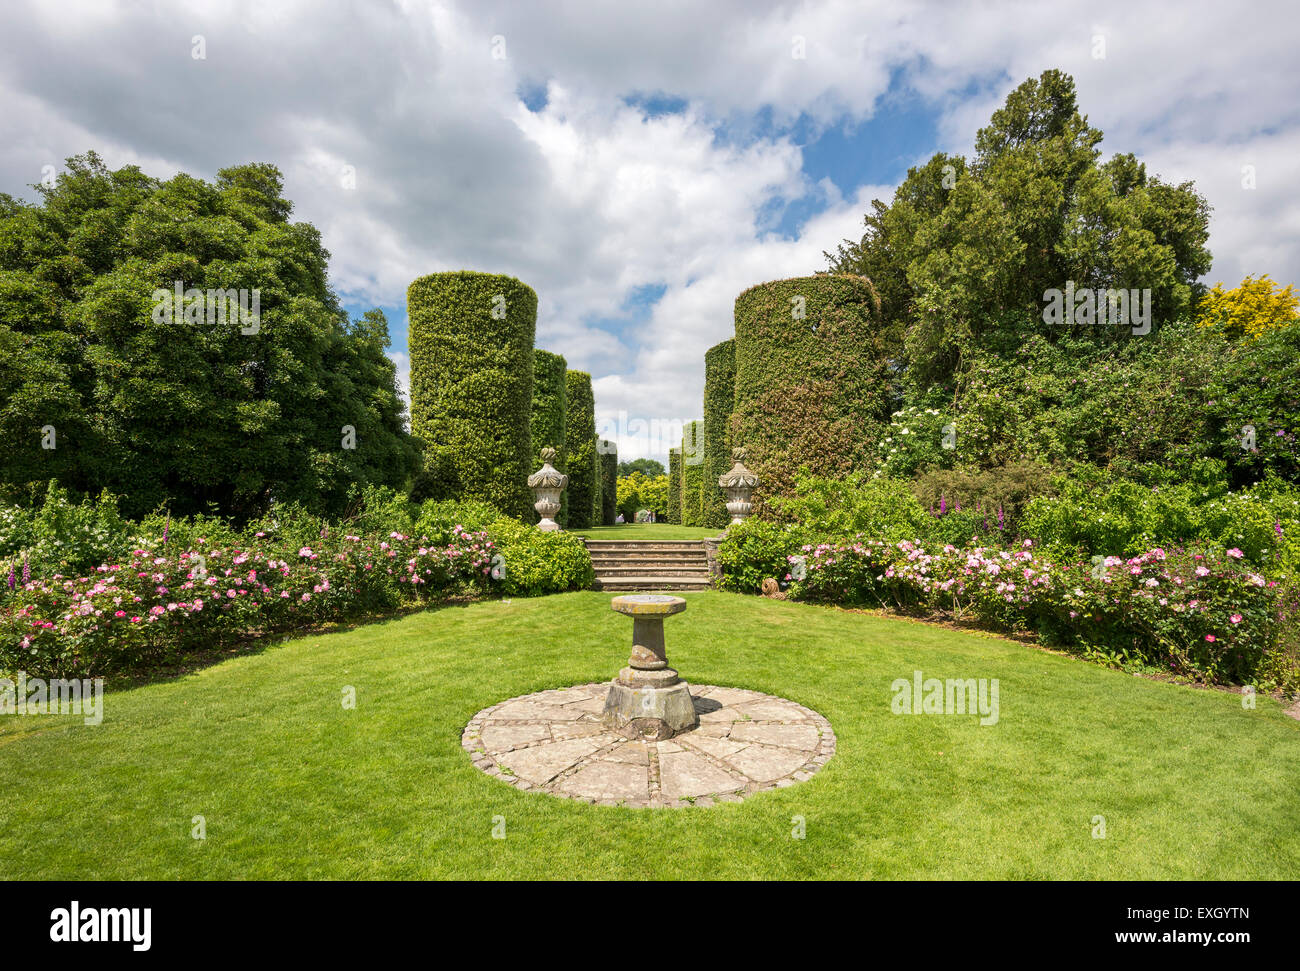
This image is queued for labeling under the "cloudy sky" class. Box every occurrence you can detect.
[2,0,1297,462]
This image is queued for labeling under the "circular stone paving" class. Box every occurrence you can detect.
[461,683,835,808]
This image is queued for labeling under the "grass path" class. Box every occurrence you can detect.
[2,591,1296,879]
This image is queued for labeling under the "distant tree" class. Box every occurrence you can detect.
[616,472,669,521]
[827,69,1212,390]
[617,457,665,477]
[1196,274,1299,341]
[0,152,419,519]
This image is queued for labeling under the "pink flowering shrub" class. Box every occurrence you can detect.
[2,526,498,677]
[786,537,1291,687]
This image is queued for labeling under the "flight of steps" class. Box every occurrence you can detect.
[585,539,713,592]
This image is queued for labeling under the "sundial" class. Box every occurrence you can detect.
[602,594,696,739]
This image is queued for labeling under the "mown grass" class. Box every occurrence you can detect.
[2,591,1296,879]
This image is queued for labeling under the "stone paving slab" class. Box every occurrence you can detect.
[462,683,834,809]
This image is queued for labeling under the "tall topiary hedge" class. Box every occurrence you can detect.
[407,271,536,519]
[732,275,890,516]
[702,338,736,528]
[680,420,705,527]
[564,370,598,528]
[667,447,682,524]
[593,443,603,525]
[599,444,618,525]
[531,349,568,524]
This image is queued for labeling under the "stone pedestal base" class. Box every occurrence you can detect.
[602,677,698,740]
[536,519,560,532]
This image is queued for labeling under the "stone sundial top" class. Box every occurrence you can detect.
[610,594,687,617]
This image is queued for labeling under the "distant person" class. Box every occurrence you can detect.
[615,513,624,524]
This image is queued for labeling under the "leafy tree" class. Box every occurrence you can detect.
[616,472,669,521]
[0,152,419,520]
[1197,274,1299,341]
[617,457,664,477]
[827,70,1212,391]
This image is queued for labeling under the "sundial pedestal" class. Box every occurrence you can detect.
[603,595,697,741]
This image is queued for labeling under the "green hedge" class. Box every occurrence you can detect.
[532,349,568,524]
[407,271,536,520]
[681,420,705,527]
[599,443,618,525]
[732,275,891,516]
[667,447,682,524]
[703,338,736,528]
[563,370,598,528]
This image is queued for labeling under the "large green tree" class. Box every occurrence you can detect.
[827,70,1212,391]
[0,152,418,519]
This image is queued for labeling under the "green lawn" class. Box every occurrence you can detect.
[2,591,1296,879]
[574,524,723,540]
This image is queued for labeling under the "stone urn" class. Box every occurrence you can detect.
[527,446,568,531]
[718,446,760,525]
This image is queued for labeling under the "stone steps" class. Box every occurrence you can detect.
[584,540,717,552]
[588,552,707,565]
[593,565,709,578]
[584,539,715,592]
[594,575,712,591]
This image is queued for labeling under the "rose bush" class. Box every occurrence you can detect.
[778,537,1293,689]
[2,525,499,677]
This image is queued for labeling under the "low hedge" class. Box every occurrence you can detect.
[487,517,594,596]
